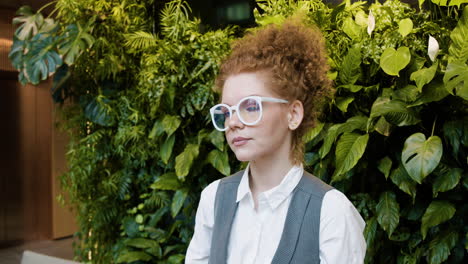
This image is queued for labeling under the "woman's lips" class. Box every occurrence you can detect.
[232,137,250,147]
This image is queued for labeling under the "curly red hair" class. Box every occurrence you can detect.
[215,20,334,164]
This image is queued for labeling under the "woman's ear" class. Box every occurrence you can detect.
[288,100,304,130]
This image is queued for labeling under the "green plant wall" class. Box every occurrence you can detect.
[10,0,468,263]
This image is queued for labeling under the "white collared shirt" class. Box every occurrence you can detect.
[185,164,366,264]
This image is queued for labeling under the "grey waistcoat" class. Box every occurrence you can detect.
[208,170,333,264]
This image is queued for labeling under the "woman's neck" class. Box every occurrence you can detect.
[248,154,295,198]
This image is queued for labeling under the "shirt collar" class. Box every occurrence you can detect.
[236,163,304,210]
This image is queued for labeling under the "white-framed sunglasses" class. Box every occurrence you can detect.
[209,96,289,131]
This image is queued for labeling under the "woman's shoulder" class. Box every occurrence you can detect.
[200,179,221,200]
[201,170,245,199]
[321,189,366,228]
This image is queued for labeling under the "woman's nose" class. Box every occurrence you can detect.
[227,110,244,131]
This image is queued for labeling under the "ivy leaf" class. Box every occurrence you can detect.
[376,191,400,237]
[402,133,443,184]
[207,149,231,176]
[398,18,413,37]
[162,115,181,136]
[443,61,468,100]
[171,189,188,218]
[410,62,438,92]
[160,134,176,164]
[209,130,225,151]
[58,23,94,65]
[335,96,354,113]
[433,167,462,197]
[448,6,468,62]
[339,46,361,85]
[116,251,152,263]
[377,156,392,179]
[380,47,411,76]
[319,124,342,158]
[332,133,369,182]
[390,164,417,201]
[427,231,458,264]
[369,97,420,126]
[151,173,182,191]
[175,144,199,179]
[421,201,456,239]
[125,238,159,249]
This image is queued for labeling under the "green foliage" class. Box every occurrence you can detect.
[402,133,443,184]
[11,0,468,263]
[256,0,468,263]
[380,46,411,76]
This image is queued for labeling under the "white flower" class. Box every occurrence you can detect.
[367,10,375,36]
[428,35,439,62]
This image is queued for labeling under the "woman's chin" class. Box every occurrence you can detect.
[233,151,254,162]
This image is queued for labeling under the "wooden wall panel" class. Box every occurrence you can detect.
[18,81,53,241]
[52,106,77,239]
[0,79,24,247]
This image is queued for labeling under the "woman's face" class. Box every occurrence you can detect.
[221,72,292,163]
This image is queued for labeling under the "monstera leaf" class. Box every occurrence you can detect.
[448,6,468,62]
[443,61,468,100]
[58,23,95,65]
[9,33,62,85]
[26,34,62,84]
[13,6,44,40]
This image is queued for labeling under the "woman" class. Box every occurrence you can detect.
[185,20,366,264]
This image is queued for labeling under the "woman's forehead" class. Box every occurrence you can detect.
[221,72,273,104]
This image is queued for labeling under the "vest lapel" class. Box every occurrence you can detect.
[208,173,242,264]
[271,176,311,264]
